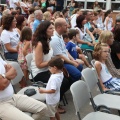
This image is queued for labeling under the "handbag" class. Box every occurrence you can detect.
[83,33,92,42]
[24,88,36,96]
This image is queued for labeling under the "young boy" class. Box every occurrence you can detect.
[39,57,64,120]
[63,29,92,68]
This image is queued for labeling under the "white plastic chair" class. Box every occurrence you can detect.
[82,68,120,113]
[9,61,46,102]
[25,53,46,86]
[70,80,120,120]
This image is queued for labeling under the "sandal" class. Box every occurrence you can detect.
[58,105,66,114]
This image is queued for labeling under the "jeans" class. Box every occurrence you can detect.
[4,52,18,60]
[64,63,83,82]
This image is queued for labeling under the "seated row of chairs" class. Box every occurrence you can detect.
[70,67,120,120]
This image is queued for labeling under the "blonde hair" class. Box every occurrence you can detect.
[43,11,51,21]
[93,43,109,60]
[99,30,113,44]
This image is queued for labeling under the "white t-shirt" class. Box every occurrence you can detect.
[10,0,19,9]
[1,29,20,53]
[46,72,63,105]
[0,57,14,101]
[71,14,77,28]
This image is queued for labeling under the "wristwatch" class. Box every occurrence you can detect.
[1,74,6,78]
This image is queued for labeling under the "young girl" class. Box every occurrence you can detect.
[104,9,113,31]
[17,26,33,87]
[99,30,120,78]
[93,43,120,91]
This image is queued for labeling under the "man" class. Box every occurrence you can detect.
[0,57,47,120]
[9,0,20,9]
[83,10,92,30]
[50,18,83,82]
[33,10,43,33]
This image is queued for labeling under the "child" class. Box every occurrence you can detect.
[93,43,120,91]
[39,57,64,120]
[17,26,33,87]
[63,29,92,68]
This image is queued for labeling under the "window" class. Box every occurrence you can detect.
[112,2,120,10]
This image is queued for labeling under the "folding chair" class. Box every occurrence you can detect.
[70,80,120,120]
[9,61,46,102]
[82,68,120,114]
[25,53,46,87]
[82,49,93,64]
[0,41,17,61]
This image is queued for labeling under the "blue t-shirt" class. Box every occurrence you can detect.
[33,19,40,33]
[84,22,91,30]
[66,41,78,59]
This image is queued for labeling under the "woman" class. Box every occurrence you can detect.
[110,24,120,69]
[68,0,76,16]
[104,9,113,31]
[20,0,30,18]
[75,15,94,50]
[31,20,54,83]
[93,1,100,11]
[16,15,26,32]
[31,21,70,113]
[43,11,52,21]
[70,8,82,28]
[1,14,20,60]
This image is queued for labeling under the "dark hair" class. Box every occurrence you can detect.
[83,10,89,16]
[29,7,35,14]
[48,57,64,70]
[114,24,120,42]
[32,20,52,54]
[103,9,112,22]
[68,29,78,39]
[11,11,17,16]
[15,7,22,14]
[62,9,68,15]
[2,14,14,30]
[16,15,25,30]
[97,9,102,14]
[20,26,32,42]
[0,5,4,12]
[62,33,69,39]
[76,15,86,29]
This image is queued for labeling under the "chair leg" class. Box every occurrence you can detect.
[62,97,66,106]
[77,112,81,120]
[63,94,68,104]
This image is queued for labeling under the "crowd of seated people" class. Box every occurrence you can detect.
[0,0,120,119]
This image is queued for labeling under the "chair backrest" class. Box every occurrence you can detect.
[0,41,5,54]
[25,53,33,71]
[9,61,24,85]
[91,59,95,68]
[70,80,90,114]
[82,68,98,92]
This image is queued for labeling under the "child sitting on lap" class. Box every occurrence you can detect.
[63,29,92,68]
[39,57,64,120]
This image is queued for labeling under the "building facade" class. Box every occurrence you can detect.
[65,0,120,11]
